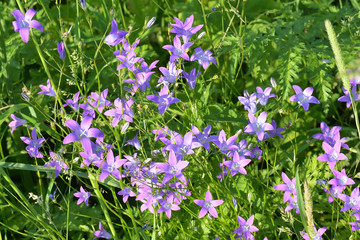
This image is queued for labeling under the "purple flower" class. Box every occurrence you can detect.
[146,85,180,115]
[317,141,347,170]
[165,131,199,158]
[194,190,223,218]
[93,150,126,182]
[63,116,104,148]
[115,40,143,71]
[223,152,251,177]
[256,87,275,105]
[163,36,193,62]
[57,42,65,59]
[38,79,56,97]
[117,187,136,203]
[312,121,348,149]
[158,195,180,219]
[233,215,259,240]
[213,130,238,154]
[170,15,203,43]
[104,98,134,127]
[49,188,57,200]
[244,111,274,141]
[183,68,201,89]
[105,19,127,46]
[44,151,69,178]
[238,91,257,114]
[124,71,153,92]
[80,0,87,9]
[73,186,91,206]
[338,86,359,108]
[93,222,111,239]
[328,169,355,190]
[349,213,360,231]
[300,226,327,240]
[11,9,43,43]
[273,172,296,203]
[156,150,189,184]
[249,145,262,160]
[289,85,320,111]
[79,140,101,167]
[227,139,252,159]
[9,114,26,134]
[158,62,182,85]
[20,127,45,158]
[90,89,112,113]
[125,133,141,150]
[190,47,216,70]
[264,120,285,140]
[338,186,360,211]
[64,91,81,111]
[323,185,343,203]
[192,125,217,151]
[285,195,299,214]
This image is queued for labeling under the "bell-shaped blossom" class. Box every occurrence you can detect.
[163,36,193,62]
[227,139,252,159]
[117,187,136,203]
[264,120,285,140]
[300,226,327,240]
[285,195,299,214]
[328,169,355,190]
[20,127,45,158]
[79,140,102,167]
[158,62,182,85]
[115,40,143,71]
[170,15,203,43]
[213,130,238,154]
[233,215,259,240]
[105,19,127,46]
[73,186,91,206]
[349,212,360,231]
[158,195,180,219]
[57,42,65,59]
[93,222,111,239]
[238,91,257,114]
[12,9,43,43]
[165,131,200,158]
[273,172,296,203]
[104,98,134,127]
[289,85,320,111]
[38,79,56,97]
[44,151,69,178]
[156,151,189,184]
[80,0,87,9]
[183,68,201,89]
[244,111,274,141]
[192,125,217,151]
[256,86,275,105]
[338,186,360,211]
[223,152,251,177]
[338,86,359,108]
[323,185,343,203]
[9,114,26,134]
[90,89,112,113]
[317,141,347,170]
[194,190,223,218]
[124,71,153,92]
[124,133,141,150]
[190,47,216,70]
[93,150,126,182]
[312,121,348,149]
[146,85,180,115]
[64,91,81,111]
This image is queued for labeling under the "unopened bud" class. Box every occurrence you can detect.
[197,32,206,40]
[270,77,277,88]
[146,17,156,28]
[21,92,30,101]
[121,122,130,134]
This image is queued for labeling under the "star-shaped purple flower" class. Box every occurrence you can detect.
[273,172,296,203]
[289,85,320,111]
[244,111,274,141]
[117,187,136,203]
[238,91,257,114]
[183,68,201,89]
[338,86,359,108]
[156,150,189,184]
[93,222,111,239]
[190,47,216,70]
[338,186,360,211]
[317,141,347,170]
[38,79,56,97]
[170,15,203,43]
[104,98,134,127]
[146,85,180,115]
[194,190,223,218]
[12,9,43,43]
[44,151,69,178]
[73,186,91,206]
[57,42,65,59]
[233,215,259,240]
[256,86,275,105]
[158,195,180,219]
[300,226,327,240]
[20,127,45,158]
[93,150,126,182]
[9,114,26,134]
[105,19,127,46]
[163,36,193,62]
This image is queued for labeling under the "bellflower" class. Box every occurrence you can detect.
[273,172,296,203]
[64,91,81,111]
[93,150,126,182]
[156,150,189,184]
[244,111,274,141]
[90,89,112,113]
[300,226,327,240]
[117,187,136,203]
[73,186,91,206]
[116,40,143,71]
[328,169,355,190]
[57,42,65,59]
[105,19,127,46]
[338,86,359,108]
[38,79,56,97]
[194,190,223,218]
[44,151,69,178]
[312,121,348,149]
[9,114,26,134]
[12,9,44,43]
[285,195,299,214]
[158,195,180,219]
[338,186,360,211]
[238,91,257,114]
[213,130,238,154]
[165,131,200,158]
[264,120,285,140]
[80,0,87,9]
[104,98,134,127]
[222,152,251,177]
[125,133,141,150]
[233,215,259,240]
[79,140,101,167]
[349,213,360,231]
[93,222,111,239]
[192,125,217,151]
[124,71,153,92]
[183,68,201,89]
[289,85,320,111]
[323,185,343,203]
[163,36,193,62]
[170,15,203,43]
[158,62,182,85]
[227,139,252,159]
[190,47,217,70]
[256,86,275,105]
[146,85,180,115]
[317,141,347,170]
[20,127,45,158]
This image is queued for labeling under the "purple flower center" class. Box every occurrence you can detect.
[287,183,295,191]
[243,224,250,232]
[179,145,189,155]
[19,19,29,29]
[349,197,357,207]
[79,129,88,139]
[297,93,309,103]
[170,166,178,174]
[204,201,213,209]
[165,202,172,210]
[339,175,348,185]
[232,162,240,171]
[330,151,339,161]
[254,122,263,131]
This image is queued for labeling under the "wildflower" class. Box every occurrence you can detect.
[249,145,262,160]
[146,17,156,28]
[338,186,360,211]
[90,89,112,113]
[194,190,223,218]
[212,130,238,154]
[63,116,104,148]
[44,151,69,178]
[190,47,217,70]
[158,195,180,219]
[227,139,252,159]
[11,9,43,43]
[300,226,327,240]
[38,79,56,97]
[312,121,348,149]
[192,125,217,151]
[104,98,134,127]
[349,212,360,231]
[9,114,26,134]
[338,86,359,108]
[146,85,180,115]
[93,150,126,182]
[64,91,81,111]
[57,42,65,59]
[222,152,251,177]
[273,172,296,203]
[156,150,189,184]
[117,187,136,203]
[165,131,199,158]
[183,68,201,89]
[80,0,87,9]
[285,195,299,214]
[163,36,193,62]
[49,188,57,200]
[73,186,91,206]
[125,133,141,150]
[79,140,101,167]
[233,215,259,240]
[289,85,320,111]
[20,127,45,158]
[124,71,153,92]
[170,15,203,43]
[317,141,347,170]
[238,91,257,114]
[158,62,182,85]
[256,86,275,105]
[93,222,111,239]
[105,19,127,46]
[328,169,355,190]
[264,120,285,140]
[244,111,274,141]
[115,40,143,71]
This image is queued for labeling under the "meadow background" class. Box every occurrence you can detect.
[1,0,360,239]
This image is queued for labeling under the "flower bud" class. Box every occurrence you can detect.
[146,17,156,29]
